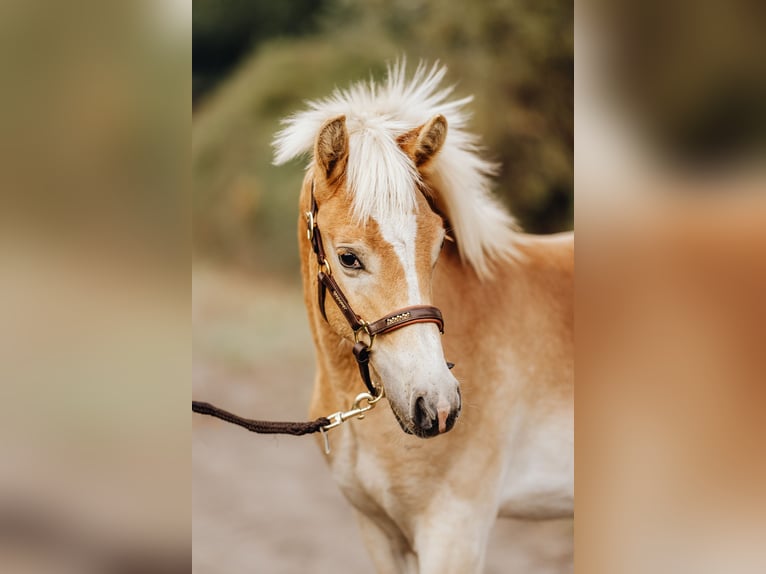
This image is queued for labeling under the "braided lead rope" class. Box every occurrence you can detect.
[192,401,330,436]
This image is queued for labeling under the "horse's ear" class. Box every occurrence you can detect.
[398,114,448,167]
[314,115,348,184]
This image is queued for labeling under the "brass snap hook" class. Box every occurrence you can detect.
[320,387,386,454]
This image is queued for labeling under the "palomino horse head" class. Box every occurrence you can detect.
[310,113,461,437]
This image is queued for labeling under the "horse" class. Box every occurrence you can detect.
[272,62,573,573]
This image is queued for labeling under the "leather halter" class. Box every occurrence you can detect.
[305,181,447,396]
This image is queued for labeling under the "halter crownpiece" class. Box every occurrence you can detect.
[306,180,449,396]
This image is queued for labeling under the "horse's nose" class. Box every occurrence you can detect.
[412,395,458,437]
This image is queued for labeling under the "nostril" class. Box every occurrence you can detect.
[413,396,434,431]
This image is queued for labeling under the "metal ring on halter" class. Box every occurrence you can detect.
[354,320,375,350]
[320,258,332,275]
[305,211,315,242]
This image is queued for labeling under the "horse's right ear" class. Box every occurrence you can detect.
[314,115,348,185]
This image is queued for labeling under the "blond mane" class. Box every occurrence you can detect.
[273,60,519,279]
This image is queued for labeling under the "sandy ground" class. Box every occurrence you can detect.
[193,265,573,573]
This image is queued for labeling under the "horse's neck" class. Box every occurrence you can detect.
[304,303,365,417]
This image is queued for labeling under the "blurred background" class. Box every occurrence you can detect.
[192,0,574,573]
[576,1,766,574]
[1,1,189,573]
[3,0,761,571]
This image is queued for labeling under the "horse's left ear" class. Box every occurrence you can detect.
[398,114,448,167]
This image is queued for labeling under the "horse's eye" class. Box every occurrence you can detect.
[338,252,363,270]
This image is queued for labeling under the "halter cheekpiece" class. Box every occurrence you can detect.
[306,180,448,397]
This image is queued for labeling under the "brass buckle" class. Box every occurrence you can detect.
[353,320,375,350]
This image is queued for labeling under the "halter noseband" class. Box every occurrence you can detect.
[306,181,447,396]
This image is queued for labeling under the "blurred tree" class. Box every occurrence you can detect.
[193,0,329,104]
[193,0,573,276]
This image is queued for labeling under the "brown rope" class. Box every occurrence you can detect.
[192,401,330,436]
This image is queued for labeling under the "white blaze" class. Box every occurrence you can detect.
[376,211,422,305]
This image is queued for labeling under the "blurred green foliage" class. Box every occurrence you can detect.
[193,0,573,277]
[193,0,326,102]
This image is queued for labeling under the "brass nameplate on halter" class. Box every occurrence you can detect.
[386,311,411,326]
